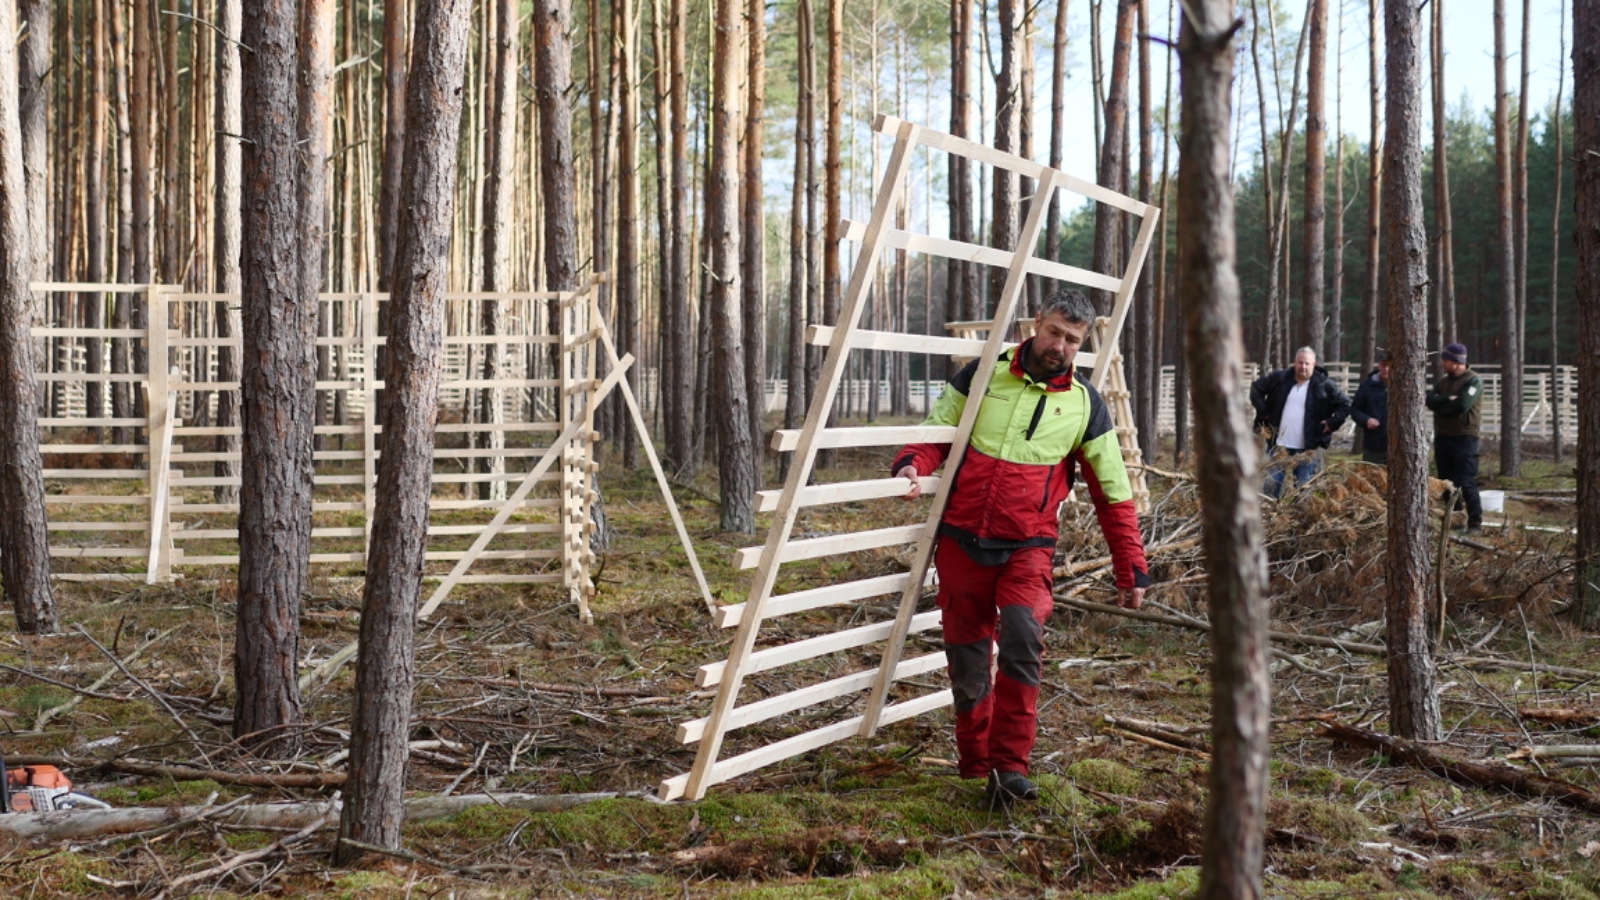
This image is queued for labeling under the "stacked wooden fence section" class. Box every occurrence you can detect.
[661,116,1158,801]
[28,277,673,619]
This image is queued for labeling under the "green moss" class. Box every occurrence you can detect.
[413,803,531,842]
[1068,758,1144,795]
[330,870,413,897]
[1088,866,1199,899]
[1268,796,1373,844]
[1095,813,1152,854]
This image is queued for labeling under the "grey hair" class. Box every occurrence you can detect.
[1038,289,1096,327]
[1294,346,1317,362]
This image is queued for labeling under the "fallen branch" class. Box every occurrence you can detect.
[1103,715,1211,752]
[1506,745,1600,762]
[0,791,623,843]
[2,754,347,789]
[336,838,534,876]
[1322,720,1600,816]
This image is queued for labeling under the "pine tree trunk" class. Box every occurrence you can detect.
[213,0,243,504]
[0,0,58,635]
[85,0,109,425]
[535,0,579,294]
[1363,0,1381,375]
[665,0,693,469]
[988,0,1020,308]
[19,0,50,284]
[480,0,517,495]
[1135,0,1155,464]
[335,0,472,860]
[1550,11,1566,464]
[378,0,408,289]
[1090,0,1135,316]
[1431,0,1456,350]
[1175,7,1267,897]
[1301,0,1327,356]
[710,0,754,534]
[1045,0,1068,270]
[614,0,639,469]
[1382,0,1441,742]
[235,0,307,751]
[110,0,133,439]
[742,0,767,467]
[948,0,976,336]
[1329,0,1345,364]
[1156,0,1175,462]
[1494,0,1521,476]
[1514,0,1531,378]
[1572,0,1600,624]
[785,0,813,435]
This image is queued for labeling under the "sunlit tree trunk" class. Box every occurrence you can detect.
[1551,5,1566,464]
[614,0,640,468]
[19,0,50,284]
[785,0,814,437]
[1363,0,1382,375]
[85,0,109,425]
[0,0,58,634]
[989,0,1020,307]
[479,0,517,497]
[1431,0,1457,351]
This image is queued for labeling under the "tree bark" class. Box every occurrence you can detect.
[1550,7,1566,464]
[1176,6,1268,898]
[614,0,639,469]
[85,0,109,424]
[1090,0,1135,315]
[235,0,308,750]
[110,0,134,436]
[1363,0,1382,375]
[19,0,50,284]
[1382,0,1441,742]
[1329,0,1345,364]
[1135,0,1155,464]
[786,0,814,434]
[214,0,243,504]
[480,0,517,496]
[1514,0,1532,382]
[988,0,1020,309]
[665,0,693,469]
[1494,0,1521,476]
[1573,0,1600,623]
[1301,0,1328,356]
[743,0,767,468]
[534,0,579,294]
[334,0,471,861]
[1430,0,1457,350]
[1045,0,1069,272]
[379,0,409,289]
[948,0,977,333]
[711,0,755,534]
[0,0,58,634]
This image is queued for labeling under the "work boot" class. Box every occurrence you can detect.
[986,770,1038,805]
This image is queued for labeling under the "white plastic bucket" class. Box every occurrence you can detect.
[1481,490,1505,513]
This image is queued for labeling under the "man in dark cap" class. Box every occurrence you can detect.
[1426,343,1483,533]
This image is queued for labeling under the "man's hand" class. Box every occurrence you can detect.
[896,465,922,499]
[1365,418,1379,430]
[1320,421,1332,433]
[1117,586,1145,610]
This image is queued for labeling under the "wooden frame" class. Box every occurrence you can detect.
[29,278,712,621]
[661,116,1160,801]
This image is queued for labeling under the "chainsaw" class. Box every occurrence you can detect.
[0,758,111,813]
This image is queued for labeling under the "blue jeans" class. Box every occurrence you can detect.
[1264,447,1323,499]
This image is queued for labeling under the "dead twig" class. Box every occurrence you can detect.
[33,626,180,730]
[74,624,211,764]
[151,803,338,900]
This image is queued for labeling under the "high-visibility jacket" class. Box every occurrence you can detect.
[892,340,1149,590]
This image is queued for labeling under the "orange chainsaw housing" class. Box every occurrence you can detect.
[5,765,72,813]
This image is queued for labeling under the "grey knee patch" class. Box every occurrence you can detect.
[945,640,992,713]
[997,606,1043,687]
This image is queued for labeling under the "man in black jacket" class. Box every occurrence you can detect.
[1350,351,1390,465]
[1250,347,1351,498]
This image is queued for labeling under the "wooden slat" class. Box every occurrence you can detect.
[753,476,940,513]
[659,688,953,801]
[678,651,948,743]
[696,610,940,687]
[714,568,938,628]
[839,218,1123,294]
[731,523,923,569]
[807,324,991,357]
[770,425,956,453]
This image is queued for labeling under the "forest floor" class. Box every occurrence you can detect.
[0,435,1595,899]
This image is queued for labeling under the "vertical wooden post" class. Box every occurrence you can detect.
[362,292,379,559]
[145,286,173,580]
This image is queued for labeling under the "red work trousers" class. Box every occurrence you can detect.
[934,539,1054,779]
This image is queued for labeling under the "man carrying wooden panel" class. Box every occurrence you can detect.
[892,289,1151,806]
